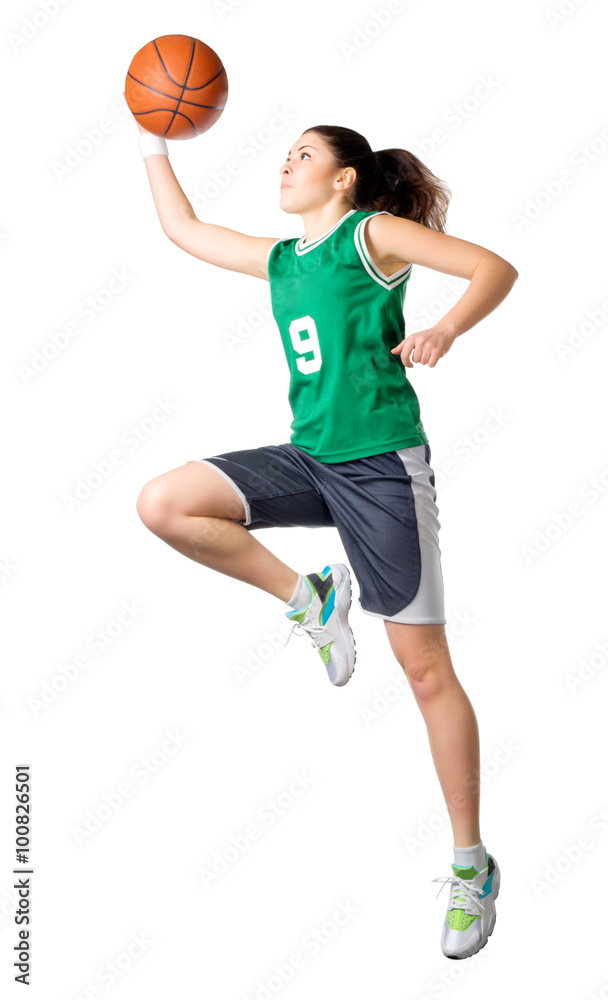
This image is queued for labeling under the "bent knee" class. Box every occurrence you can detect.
[136,479,178,533]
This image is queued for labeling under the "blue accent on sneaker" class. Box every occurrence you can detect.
[321,587,335,625]
[479,872,495,898]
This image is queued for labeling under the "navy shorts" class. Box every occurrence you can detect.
[192,442,446,624]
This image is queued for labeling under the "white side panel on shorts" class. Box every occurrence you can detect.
[359,444,446,624]
[193,458,252,526]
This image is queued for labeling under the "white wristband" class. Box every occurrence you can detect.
[139,133,169,160]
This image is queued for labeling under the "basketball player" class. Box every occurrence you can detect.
[131,115,517,959]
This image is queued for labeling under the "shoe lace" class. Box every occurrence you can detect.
[284,619,328,650]
[431,875,484,917]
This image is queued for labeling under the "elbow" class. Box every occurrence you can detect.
[163,227,180,246]
[497,260,519,285]
[493,257,518,282]
[501,258,519,280]
[164,217,195,247]
[478,255,518,282]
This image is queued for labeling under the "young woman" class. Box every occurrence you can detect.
[130,111,518,960]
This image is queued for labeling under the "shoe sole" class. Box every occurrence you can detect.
[443,859,501,960]
[328,563,357,687]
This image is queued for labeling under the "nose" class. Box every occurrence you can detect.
[281,161,291,177]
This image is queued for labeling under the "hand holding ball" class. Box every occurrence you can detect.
[124,34,228,139]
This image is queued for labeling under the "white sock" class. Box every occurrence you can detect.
[453,841,487,871]
[287,573,313,609]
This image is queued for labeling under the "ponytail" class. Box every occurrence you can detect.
[303,124,451,233]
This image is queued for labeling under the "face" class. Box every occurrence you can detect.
[280,132,354,212]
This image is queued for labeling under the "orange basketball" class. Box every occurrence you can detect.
[125,34,228,140]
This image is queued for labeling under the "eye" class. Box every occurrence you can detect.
[285,151,311,163]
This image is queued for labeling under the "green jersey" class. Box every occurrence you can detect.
[267,207,428,463]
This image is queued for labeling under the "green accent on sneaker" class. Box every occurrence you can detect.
[446,906,478,931]
[288,607,308,624]
[318,641,334,665]
[445,861,487,931]
[450,864,479,880]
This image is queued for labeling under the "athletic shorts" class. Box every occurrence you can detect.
[192,442,446,624]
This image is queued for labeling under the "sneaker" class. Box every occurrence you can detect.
[431,851,500,959]
[284,563,356,686]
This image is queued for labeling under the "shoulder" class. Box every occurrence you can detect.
[266,234,297,270]
[357,211,413,273]
[364,210,406,241]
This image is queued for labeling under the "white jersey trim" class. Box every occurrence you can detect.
[294,208,357,255]
[354,211,412,290]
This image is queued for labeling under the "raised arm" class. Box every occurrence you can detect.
[129,106,279,281]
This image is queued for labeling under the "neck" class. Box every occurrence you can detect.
[300,203,354,244]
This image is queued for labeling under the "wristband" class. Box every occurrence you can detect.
[139,133,169,160]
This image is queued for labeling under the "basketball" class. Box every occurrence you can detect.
[125,34,228,140]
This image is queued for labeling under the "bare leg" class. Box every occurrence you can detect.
[136,461,299,604]
[384,621,481,848]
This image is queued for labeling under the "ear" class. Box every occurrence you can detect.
[336,166,357,192]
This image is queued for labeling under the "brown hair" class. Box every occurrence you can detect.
[304,124,451,233]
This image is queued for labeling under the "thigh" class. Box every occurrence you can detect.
[384,621,450,670]
[137,460,248,521]
[190,444,336,530]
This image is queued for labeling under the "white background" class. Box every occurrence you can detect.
[2,0,607,996]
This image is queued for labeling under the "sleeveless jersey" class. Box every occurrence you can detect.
[267,207,428,463]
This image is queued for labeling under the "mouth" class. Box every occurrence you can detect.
[281,184,291,190]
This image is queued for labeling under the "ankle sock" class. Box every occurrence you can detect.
[287,573,313,610]
[453,841,487,872]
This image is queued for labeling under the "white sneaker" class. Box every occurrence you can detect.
[284,563,356,686]
[432,852,501,959]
